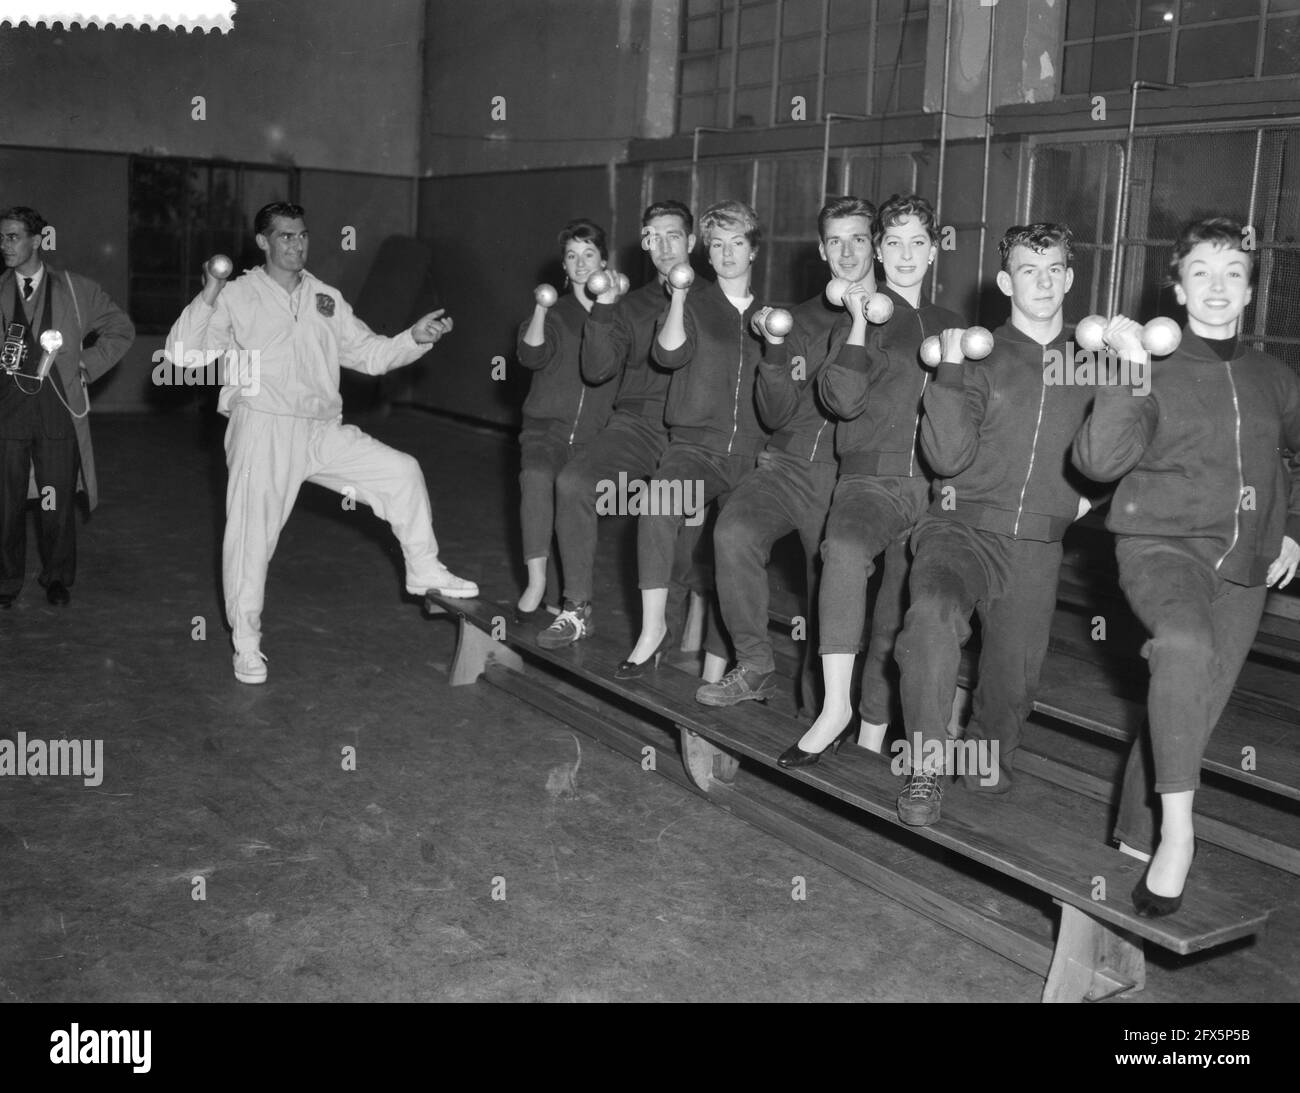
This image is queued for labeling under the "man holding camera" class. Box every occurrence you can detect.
[0,205,134,608]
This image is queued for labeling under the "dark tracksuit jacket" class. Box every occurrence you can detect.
[637,278,768,591]
[821,286,966,480]
[814,287,966,677]
[580,280,673,427]
[1073,329,1300,587]
[715,292,844,675]
[652,278,768,458]
[921,321,1102,540]
[552,280,675,604]
[1073,328,1300,836]
[516,293,616,445]
[756,293,843,465]
[898,320,1103,760]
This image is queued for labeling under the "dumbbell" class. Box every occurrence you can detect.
[864,293,894,324]
[585,270,614,297]
[763,308,794,338]
[960,325,994,359]
[826,277,893,324]
[825,278,851,307]
[615,272,630,296]
[668,263,695,290]
[919,326,994,367]
[207,254,234,280]
[1075,314,1182,356]
[534,284,558,308]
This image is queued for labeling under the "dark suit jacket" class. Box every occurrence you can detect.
[0,266,135,509]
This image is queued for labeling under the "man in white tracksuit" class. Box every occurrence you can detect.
[167,201,477,684]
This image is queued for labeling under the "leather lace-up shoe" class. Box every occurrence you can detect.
[695,666,777,707]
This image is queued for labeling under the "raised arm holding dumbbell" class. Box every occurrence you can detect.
[1072,216,1300,918]
[892,222,1107,825]
[783,195,968,763]
[513,218,620,621]
[697,196,880,715]
[164,201,474,685]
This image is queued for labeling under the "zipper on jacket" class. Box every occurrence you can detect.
[569,387,586,445]
[1214,361,1245,571]
[909,310,927,477]
[810,419,829,461]
[1013,358,1049,537]
[727,311,743,455]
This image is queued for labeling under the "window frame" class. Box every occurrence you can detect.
[127,153,300,334]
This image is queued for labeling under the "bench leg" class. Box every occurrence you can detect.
[442,614,523,685]
[1042,902,1146,1003]
[679,727,740,791]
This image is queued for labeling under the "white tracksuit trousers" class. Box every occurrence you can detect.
[224,405,444,651]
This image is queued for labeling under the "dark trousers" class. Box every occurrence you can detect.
[519,426,583,563]
[0,433,78,595]
[896,517,1062,774]
[554,413,666,603]
[714,452,835,675]
[819,474,929,721]
[1112,537,1267,852]
[637,442,757,590]
[819,474,929,651]
[858,536,909,725]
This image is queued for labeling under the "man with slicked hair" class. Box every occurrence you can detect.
[166,201,475,684]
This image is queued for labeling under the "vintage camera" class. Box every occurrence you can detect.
[1,323,27,372]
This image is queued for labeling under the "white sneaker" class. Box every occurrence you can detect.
[233,649,268,685]
[417,568,479,599]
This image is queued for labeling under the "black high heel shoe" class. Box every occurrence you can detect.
[1132,842,1197,918]
[777,723,853,769]
[614,628,673,680]
[1132,875,1182,918]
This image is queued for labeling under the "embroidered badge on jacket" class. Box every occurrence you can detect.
[315,293,335,317]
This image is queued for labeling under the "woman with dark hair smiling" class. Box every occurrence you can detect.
[1074,215,1300,916]
[514,218,618,623]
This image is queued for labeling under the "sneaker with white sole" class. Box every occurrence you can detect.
[897,769,944,826]
[537,600,593,649]
[233,649,268,685]
[417,568,479,599]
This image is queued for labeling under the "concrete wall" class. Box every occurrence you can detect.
[0,146,417,412]
[7,0,1287,426]
[421,0,675,176]
[412,164,618,426]
[0,1,425,175]
[0,2,425,411]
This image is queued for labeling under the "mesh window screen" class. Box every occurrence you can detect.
[675,0,927,132]
[841,151,920,207]
[1026,140,1123,321]
[648,152,915,305]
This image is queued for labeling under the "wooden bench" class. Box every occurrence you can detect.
[424,592,1276,1003]
[763,528,1300,874]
